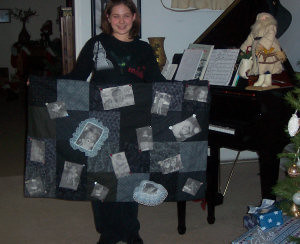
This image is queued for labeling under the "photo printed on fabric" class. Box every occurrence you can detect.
[184,85,208,103]
[182,178,203,196]
[133,180,168,206]
[110,152,131,179]
[30,138,46,164]
[170,115,201,142]
[136,126,153,152]
[91,182,109,201]
[100,85,135,110]
[149,142,180,172]
[151,91,171,116]
[25,176,46,196]
[75,123,103,151]
[157,154,183,174]
[152,82,183,111]
[70,118,109,157]
[93,41,114,71]
[46,101,69,119]
[59,161,84,190]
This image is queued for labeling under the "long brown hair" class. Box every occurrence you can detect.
[101,0,141,39]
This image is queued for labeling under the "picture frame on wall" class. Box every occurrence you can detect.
[91,0,141,37]
[0,9,11,23]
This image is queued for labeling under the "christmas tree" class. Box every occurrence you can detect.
[273,69,300,218]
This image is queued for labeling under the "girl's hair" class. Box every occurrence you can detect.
[101,0,141,39]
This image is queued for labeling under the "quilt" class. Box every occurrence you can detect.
[25,76,210,204]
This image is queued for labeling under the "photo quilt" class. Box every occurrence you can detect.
[25,76,210,203]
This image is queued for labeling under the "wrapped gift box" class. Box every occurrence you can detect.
[232,216,300,244]
[251,207,283,230]
[246,199,283,230]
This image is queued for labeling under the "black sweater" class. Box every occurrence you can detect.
[66,33,166,84]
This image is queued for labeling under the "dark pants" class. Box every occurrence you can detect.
[91,201,140,243]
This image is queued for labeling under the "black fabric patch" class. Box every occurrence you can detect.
[120,143,150,173]
[56,111,89,141]
[87,172,117,202]
[27,106,56,139]
[119,83,152,145]
[149,172,179,202]
[152,112,182,142]
[176,171,206,201]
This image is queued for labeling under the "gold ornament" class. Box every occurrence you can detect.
[291,203,300,218]
[288,164,300,177]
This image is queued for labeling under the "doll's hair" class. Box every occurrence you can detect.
[101,0,141,39]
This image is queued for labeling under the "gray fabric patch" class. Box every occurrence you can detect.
[180,141,207,172]
[87,142,119,172]
[153,82,183,111]
[116,173,149,202]
[149,142,180,172]
[57,79,89,111]
[89,111,120,143]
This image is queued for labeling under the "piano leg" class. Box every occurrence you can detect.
[206,145,223,224]
[258,150,280,200]
[177,201,186,234]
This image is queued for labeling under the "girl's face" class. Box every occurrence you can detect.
[107,4,136,41]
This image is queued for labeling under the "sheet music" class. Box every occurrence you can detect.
[161,62,178,80]
[174,49,203,81]
[203,49,239,86]
[188,43,214,80]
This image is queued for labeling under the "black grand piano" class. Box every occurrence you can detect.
[176,0,296,234]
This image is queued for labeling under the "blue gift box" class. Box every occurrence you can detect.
[250,207,283,230]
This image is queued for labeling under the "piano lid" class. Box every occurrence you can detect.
[194,0,292,49]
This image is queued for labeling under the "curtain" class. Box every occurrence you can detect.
[171,0,234,10]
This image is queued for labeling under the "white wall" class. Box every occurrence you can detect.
[74,0,91,58]
[141,0,222,62]
[279,0,300,72]
[0,0,65,76]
